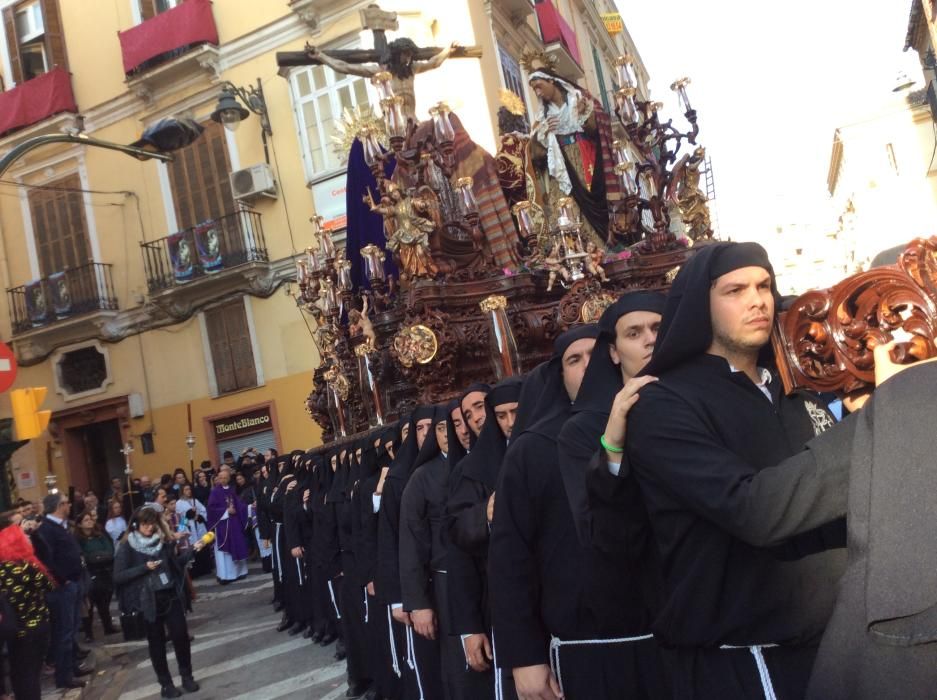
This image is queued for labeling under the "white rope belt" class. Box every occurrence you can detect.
[294,558,303,585]
[363,587,369,624]
[327,580,342,620]
[274,523,283,582]
[387,605,401,677]
[492,629,504,700]
[549,633,653,696]
[719,644,779,700]
[405,624,426,700]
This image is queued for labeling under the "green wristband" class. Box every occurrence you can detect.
[600,434,624,453]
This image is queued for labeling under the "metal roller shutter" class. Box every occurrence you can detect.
[215,429,277,464]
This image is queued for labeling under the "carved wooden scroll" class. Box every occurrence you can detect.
[772,236,937,395]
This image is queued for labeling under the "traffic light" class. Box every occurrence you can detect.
[10,387,50,440]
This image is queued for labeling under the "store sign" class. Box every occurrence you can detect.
[213,407,272,439]
[601,12,623,35]
[16,469,36,489]
[311,174,348,231]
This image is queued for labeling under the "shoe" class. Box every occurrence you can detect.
[57,680,86,689]
[310,630,324,644]
[276,619,293,633]
[181,676,200,693]
[73,665,93,677]
[160,684,182,698]
[287,621,306,636]
[345,682,371,699]
[273,601,285,613]
[76,647,91,659]
[303,627,315,639]
[317,632,338,646]
[334,647,347,661]
[363,690,381,700]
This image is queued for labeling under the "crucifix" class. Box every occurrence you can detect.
[276,4,482,120]
[121,441,135,500]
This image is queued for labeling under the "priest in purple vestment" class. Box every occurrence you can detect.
[206,467,250,582]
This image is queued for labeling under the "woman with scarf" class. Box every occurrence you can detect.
[527,67,621,249]
[0,512,55,700]
[114,506,208,698]
[356,425,402,700]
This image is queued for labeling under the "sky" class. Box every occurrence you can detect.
[614,0,920,241]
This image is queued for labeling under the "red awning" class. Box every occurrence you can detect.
[0,68,78,138]
[117,0,219,75]
[535,0,582,68]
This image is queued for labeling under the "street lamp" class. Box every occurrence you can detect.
[186,433,196,484]
[210,78,272,162]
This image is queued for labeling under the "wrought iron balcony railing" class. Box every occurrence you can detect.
[6,262,118,334]
[141,209,268,292]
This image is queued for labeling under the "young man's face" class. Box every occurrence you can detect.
[609,310,662,381]
[435,420,449,455]
[561,337,596,401]
[709,266,774,356]
[414,418,433,449]
[450,407,471,450]
[494,402,519,439]
[461,391,487,437]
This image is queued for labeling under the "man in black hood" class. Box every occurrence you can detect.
[624,241,860,700]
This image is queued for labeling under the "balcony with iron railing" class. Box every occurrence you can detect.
[534,0,583,79]
[118,0,220,100]
[141,209,269,293]
[6,262,118,335]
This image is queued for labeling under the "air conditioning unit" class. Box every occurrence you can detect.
[230,163,277,200]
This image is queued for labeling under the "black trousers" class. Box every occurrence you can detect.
[283,555,314,625]
[9,623,50,700]
[672,644,814,700]
[145,595,192,685]
[312,564,338,637]
[88,583,114,632]
[366,593,401,699]
[434,573,472,700]
[549,635,671,700]
[338,572,371,688]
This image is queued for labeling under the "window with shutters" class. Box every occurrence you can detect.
[28,173,92,276]
[203,299,258,395]
[2,0,68,85]
[498,44,528,112]
[166,119,235,230]
[290,59,372,179]
[138,0,181,23]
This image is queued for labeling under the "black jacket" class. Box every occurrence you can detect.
[34,517,83,585]
[113,539,193,623]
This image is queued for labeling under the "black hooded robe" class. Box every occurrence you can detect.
[310,452,341,640]
[627,242,857,699]
[283,456,316,629]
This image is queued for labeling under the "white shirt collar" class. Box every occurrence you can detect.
[46,514,67,528]
[729,364,773,402]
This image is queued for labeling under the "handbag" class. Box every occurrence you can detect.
[119,610,146,641]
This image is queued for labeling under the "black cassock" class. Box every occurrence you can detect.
[628,353,856,700]
[283,465,315,628]
[311,453,341,639]
[399,444,466,700]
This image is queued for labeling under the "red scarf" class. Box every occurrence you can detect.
[0,524,53,582]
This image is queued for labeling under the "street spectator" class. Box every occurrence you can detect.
[105,477,123,504]
[0,510,55,700]
[198,460,214,481]
[171,470,187,498]
[114,506,205,697]
[105,500,127,545]
[222,451,236,470]
[139,476,154,504]
[193,471,211,507]
[84,491,106,525]
[34,493,90,690]
[75,511,117,639]
[176,484,211,578]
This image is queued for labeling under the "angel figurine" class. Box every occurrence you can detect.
[348,297,377,348]
[543,240,571,292]
[365,183,438,280]
[584,241,609,283]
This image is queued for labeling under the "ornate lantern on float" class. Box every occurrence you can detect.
[512,200,537,247]
[479,295,522,380]
[381,96,407,151]
[431,102,456,158]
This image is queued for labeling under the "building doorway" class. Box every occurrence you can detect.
[64,419,124,498]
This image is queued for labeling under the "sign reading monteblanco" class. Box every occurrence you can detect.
[214,408,272,438]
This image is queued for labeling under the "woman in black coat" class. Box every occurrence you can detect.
[113,506,208,698]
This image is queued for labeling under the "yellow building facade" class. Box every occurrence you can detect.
[0,0,644,504]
